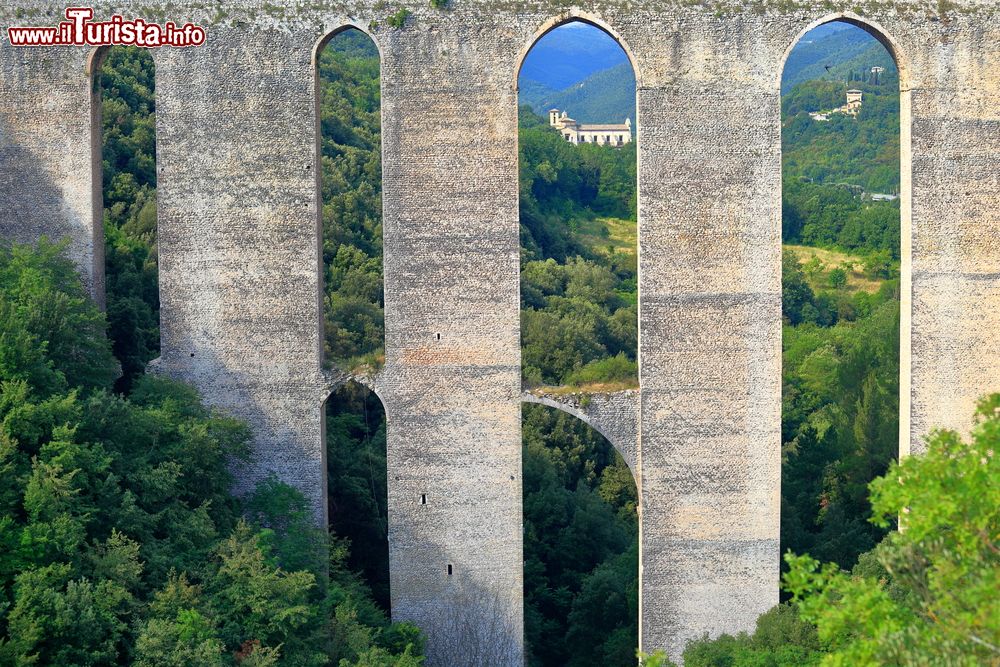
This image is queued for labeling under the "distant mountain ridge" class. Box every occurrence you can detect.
[518,22,628,90]
[520,61,635,125]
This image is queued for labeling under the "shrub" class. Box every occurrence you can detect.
[387,8,410,28]
[564,352,637,387]
[827,267,847,289]
[784,394,1000,664]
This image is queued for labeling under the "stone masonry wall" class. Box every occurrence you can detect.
[2,1,999,664]
[0,44,102,303]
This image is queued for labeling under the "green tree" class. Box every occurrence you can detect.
[680,603,822,667]
[826,267,847,289]
[0,240,118,395]
[782,251,816,325]
[785,395,1000,665]
[134,573,226,667]
[100,46,160,392]
[2,561,134,665]
[206,521,325,666]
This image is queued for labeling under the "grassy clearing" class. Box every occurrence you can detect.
[574,221,881,297]
[576,216,636,257]
[784,244,883,294]
[333,350,385,377]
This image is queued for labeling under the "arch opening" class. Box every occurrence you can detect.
[94,45,159,394]
[315,26,385,377]
[316,26,390,611]
[514,13,641,92]
[522,392,638,479]
[325,379,390,609]
[518,18,639,394]
[778,18,907,575]
[517,17,639,665]
[522,402,638,665]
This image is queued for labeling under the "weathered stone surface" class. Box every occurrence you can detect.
[2,1,999,663]
[0,44,101,302]
[523,389,639,475]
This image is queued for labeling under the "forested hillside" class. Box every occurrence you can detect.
[783,72,900,192]
[520,62,635,125]
[781,23,896,93]
[318,30,384,371]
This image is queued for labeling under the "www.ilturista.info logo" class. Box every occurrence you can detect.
[7,7,206,47]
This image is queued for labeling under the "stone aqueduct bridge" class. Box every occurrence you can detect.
[2,0,999,662]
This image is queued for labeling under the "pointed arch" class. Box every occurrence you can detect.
[522,391,638,479]
[312,22,385,68]
[520,401,639,662]
[777,12,911,92]
[516,18,641,662]
[313,25,386,374]
[778,13,912,459]
[514,11,642,91]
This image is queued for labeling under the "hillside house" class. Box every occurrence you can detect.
[809,88,864,122]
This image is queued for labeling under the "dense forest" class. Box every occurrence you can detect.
[98,46,160,392]
[1,20,996,667]
[318,32,385,372]
[0,238,422,665]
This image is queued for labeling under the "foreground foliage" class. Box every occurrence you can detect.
[0,241,422,665]
[785,395,1000,666]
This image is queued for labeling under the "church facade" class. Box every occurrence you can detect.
[548,108,632,145]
